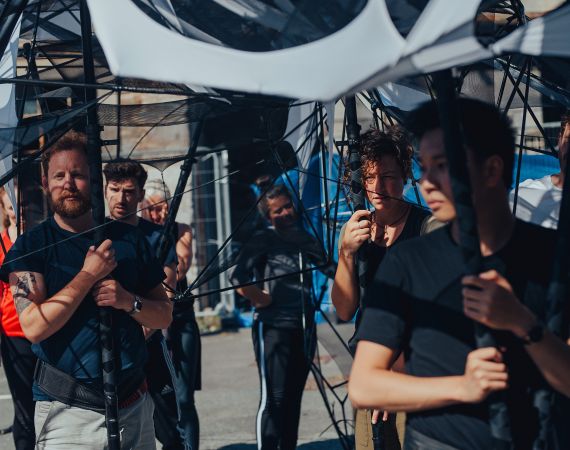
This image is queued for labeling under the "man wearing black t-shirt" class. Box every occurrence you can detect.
[1,131,172,449]
[349,99,570,450]
[103,160,188,450]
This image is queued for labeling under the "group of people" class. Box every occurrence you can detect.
[0,97,568,450]
[0,131,199,449]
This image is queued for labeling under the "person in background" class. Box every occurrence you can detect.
[142,179,201,450]
[103,160,186,450]
[509,111,568,229]
[349,99,570,450]
[142,180,193,288]
[0,187,36,450]
[230,184,333,450]
[331,128,432,450]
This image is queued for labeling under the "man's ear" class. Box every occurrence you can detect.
[138,189,145,203]
[41,176,48,194]
[483,155,504,188]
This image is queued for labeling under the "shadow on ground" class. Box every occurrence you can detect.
[218,439,346,450]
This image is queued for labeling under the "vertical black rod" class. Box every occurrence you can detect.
[157,120,203,265]
[432,69,512,449]
[346,95,387,449]
[80,2,120,449]
[318,104,332,255]
[344,96,366,293]
[512,61,532,215]
[533,132,570,450]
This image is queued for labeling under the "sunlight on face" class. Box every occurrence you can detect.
[418,129,456,223]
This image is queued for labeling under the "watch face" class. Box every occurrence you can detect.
[528,324,544,343]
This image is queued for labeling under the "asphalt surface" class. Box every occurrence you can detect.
[0,323,353,449]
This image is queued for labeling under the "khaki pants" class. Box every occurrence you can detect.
[355,409,405,450]
[34,393,156,450]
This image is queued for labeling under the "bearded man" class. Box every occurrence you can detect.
[0,130,172,449]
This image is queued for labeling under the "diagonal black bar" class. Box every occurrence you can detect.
[80,2,120,448]
[432,69,513,449]
[512,60,532,215]
[156,120,203,265]
[0,0,28,57]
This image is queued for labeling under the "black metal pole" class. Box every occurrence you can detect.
[346,95,389,450]
[157,120,203,266]
[80,2,120,449]
[344,96,366,296]
[533,134,570,450]
[432,69,512,450]
[0,0,27,57]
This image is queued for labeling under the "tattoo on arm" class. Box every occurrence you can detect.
[13,273,36,315]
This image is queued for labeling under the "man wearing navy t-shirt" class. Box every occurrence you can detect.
[348,100,570,449]
[1,130,172,449]
[103,160,188,450]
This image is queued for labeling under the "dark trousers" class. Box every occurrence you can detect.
[146,332,185,450]
[169,307,201,450]
[0,335,36,450]
[252,320,313,450]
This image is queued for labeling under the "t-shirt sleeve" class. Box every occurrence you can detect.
[135,231,166,294]
[229,235,265,286]
[0,234,43,282]
[355,250,409,351]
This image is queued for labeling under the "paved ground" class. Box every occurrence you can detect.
[0,323,354,449]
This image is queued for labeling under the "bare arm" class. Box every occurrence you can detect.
[331,250,359,321]
[331,211,371,321]
[143,263,177,338]
[176,224,192,282]
[11,270,98,344]
[463,270,570,398]
[93,279,172,330]
[349,341,508,412]
[236,285,272,309]
[10,239,117,344]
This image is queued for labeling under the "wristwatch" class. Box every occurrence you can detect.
[520,322,544,345]
[128,295,143,316]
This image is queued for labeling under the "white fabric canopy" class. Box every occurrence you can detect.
[85,0,570,101]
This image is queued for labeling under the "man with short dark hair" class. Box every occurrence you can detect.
[349,99,570,449]
[230,183,332,450]
[103,160,187,450]
[509,112,569,229]
[1,130,172,449]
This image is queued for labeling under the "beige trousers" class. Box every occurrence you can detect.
[354,408,405,450]
[34,393,156,450]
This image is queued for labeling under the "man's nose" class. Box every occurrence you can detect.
[63,173,75,188]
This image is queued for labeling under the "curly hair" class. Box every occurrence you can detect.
[343,126,413,189]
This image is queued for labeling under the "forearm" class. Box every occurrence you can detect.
[237,285,271,308]
[131,295,172,330]
[509,309,570,397]
[20,271,96,343]
[331,251,359,321]
[349,368,464,412]
[522,332,570,397]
